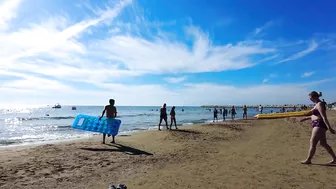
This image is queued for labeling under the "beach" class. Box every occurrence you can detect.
[1,111,336,189]
[0,106,262,146]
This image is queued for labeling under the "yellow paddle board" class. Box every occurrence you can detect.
[255,110,311,119]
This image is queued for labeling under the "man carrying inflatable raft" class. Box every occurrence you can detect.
[72,99,122,144]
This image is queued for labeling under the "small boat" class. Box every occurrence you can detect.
[71,106,77,110]
[52,103,61,109]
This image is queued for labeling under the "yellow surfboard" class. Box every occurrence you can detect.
[255,110,311,119]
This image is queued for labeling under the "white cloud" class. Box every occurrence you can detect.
[258,54,279,63]
[261,74,277,84]
[0,0,132,68]
[0,69,74,92]
[301,71,315,78]
[276,41,318,64]
[164,76,187,83]
[93,26,275,74]
[1,0,335,108]
[253,20,274,37]
[0,0,277,86]
[0,0,137,84]
[0,0,22,30]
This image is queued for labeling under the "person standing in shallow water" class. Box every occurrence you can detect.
[223,107,226,121]
[99,99,117,144]
[213,108,218,122]
[231,106,236,120]
[243,105,247,120]
[158,103,169,130]
[170,106,178,130]
[300,91,336,164]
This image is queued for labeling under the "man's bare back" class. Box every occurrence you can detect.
[105,105,117,118]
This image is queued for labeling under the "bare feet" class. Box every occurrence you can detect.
[102,142,105,144]
[110,141,115,144]
[301,160,312,164]
[158,128,161,131]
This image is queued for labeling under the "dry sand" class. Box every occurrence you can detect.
[1,111,336,189]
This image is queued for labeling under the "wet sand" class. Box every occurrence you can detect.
[1,111,336,189]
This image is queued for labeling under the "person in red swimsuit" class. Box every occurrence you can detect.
[300,91,336,164]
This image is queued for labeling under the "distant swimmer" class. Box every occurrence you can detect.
[300,91,336,165]
[231,106,236,120]
[99,99,118,144]
[170,106,178,130]
[158,103,169,130]
[213,108,218,122]
[243,105,247,120]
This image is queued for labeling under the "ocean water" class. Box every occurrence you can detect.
[0,106,272,147]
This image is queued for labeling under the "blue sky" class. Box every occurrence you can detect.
[0,0,335,107]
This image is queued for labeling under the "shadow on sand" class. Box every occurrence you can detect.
[80,143,153,156]
[169,129,202,135]
[309,163,336,167]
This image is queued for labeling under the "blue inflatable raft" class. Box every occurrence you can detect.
[72,114,121,136]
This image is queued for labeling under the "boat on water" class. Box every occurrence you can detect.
[52,103,61,109]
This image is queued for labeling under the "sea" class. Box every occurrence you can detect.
[0,106,274,147]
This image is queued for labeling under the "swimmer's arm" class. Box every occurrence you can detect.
[317,104,332,130]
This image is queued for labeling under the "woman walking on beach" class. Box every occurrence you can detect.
[158,103,169,130]
[300,91,336,164]
[170,106,178,130]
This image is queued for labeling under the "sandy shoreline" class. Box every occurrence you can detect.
[1,112,336,189]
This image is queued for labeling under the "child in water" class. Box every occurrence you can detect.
[99,99,118,144]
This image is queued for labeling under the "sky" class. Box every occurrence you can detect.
[0,0,335,107]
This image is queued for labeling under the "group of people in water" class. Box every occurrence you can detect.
[212,105,250,122]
